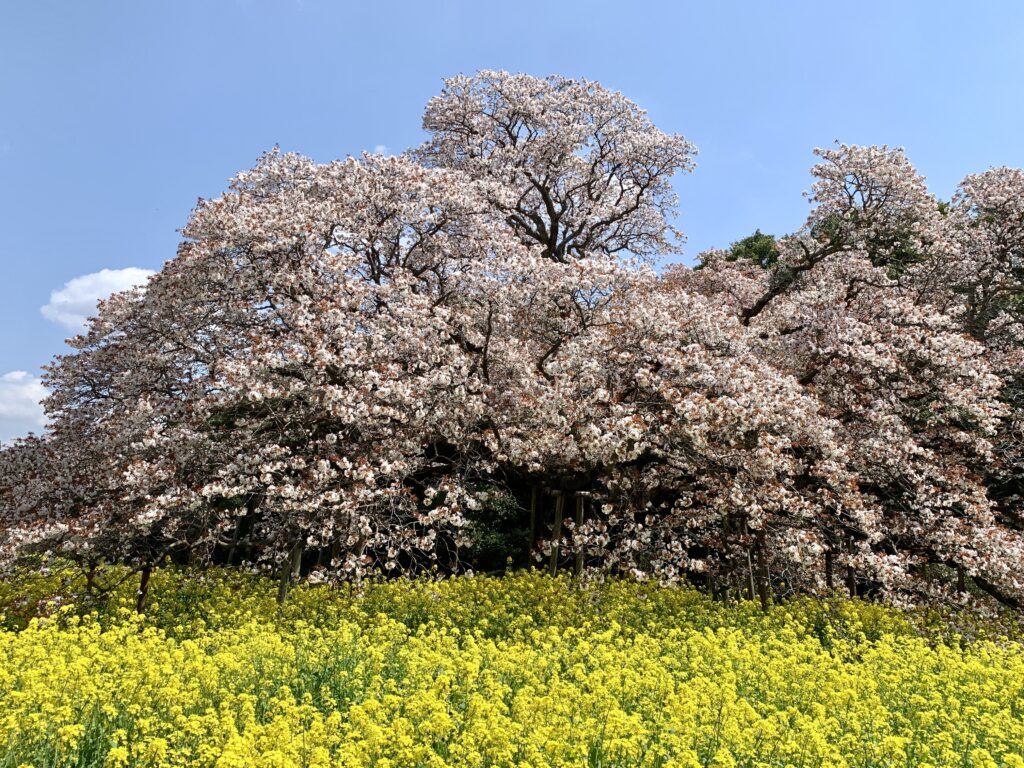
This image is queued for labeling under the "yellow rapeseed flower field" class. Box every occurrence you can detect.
[1,569,1022,767]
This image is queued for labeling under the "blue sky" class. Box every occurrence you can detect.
[2,1,1023,440]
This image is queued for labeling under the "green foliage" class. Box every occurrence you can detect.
[461,486,530,573]
[726,229,780,269]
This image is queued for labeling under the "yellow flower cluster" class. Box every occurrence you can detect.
[1,570,1022,767]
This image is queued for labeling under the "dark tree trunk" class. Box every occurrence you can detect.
[528,485,538,562]
[574,494,585,576]
[136,565,153,614]
[291,540,303,581]
[84,560,99,595]
[744,520,756,601]
[277,539,304,605]
[549,492,564,577]
[845,538,857,598]
[755,531,770,612]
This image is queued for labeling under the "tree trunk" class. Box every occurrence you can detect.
[824,550,835,591]
[136,565,153,614]
[574,494,585,576]
[528,485,538,563]
[277,539,304,605]
[277,561,290,606]
[716,574,728,605]
[845,537,857,598]
[227,521,242,566]
[84,560,98,595]
[291,539,303,581]
[744,521,756,601]
[755,531,770,612]
[549,492,564,577]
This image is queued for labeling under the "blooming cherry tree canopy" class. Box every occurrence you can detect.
[1,72,1022,612]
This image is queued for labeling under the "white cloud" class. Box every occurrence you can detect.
[40,267,155,331]
[0,371,47,443]
[373,144,391,156]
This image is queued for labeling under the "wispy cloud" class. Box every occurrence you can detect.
[373,144,392,156]
[40,267,155,331]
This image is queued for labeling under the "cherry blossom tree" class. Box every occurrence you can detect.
[1,73,1022,613]
[414,70,696,262]
[919,167,1024,598]
[681,145,1023,608]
